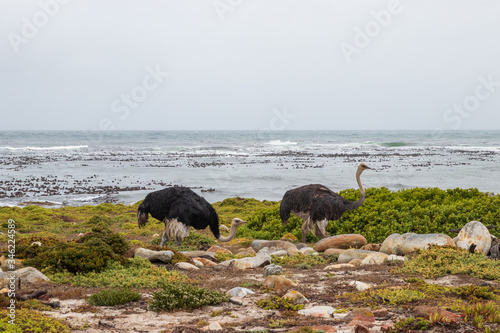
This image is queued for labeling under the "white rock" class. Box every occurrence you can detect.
[396,234,455,255]
[349,280,373,291]
[298,306,335,318]
[455,221,492,255]
[299,247,315,254]
[361,253,387,265]
[192,259,204,267]
[231,248,271,270]
[134,248,174,263]
[227,287,255,297]
[175,262,199,271]
[324,263,355,270]
[338,249,388,263]
[402,233,417,240]
[270,250,288,257]
[204,321,223,331]
[387,255,407,261]
[379,233,404,255]
[283,290,309,304]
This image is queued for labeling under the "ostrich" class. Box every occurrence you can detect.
[280,163,371,243]
[137,186,246,247]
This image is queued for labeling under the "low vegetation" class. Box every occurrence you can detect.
[149,283,229,311]
[87,288,142,306]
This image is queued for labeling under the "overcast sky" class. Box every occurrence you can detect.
[1,0,499,131]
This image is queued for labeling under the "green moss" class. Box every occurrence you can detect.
[256,296,305,311]
[272,253,327,267]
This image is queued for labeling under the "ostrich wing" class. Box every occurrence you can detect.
[310,194,349,222]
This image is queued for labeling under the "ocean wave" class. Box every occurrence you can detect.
[265,140,298,146]
[1,145,88,151]
[378,142,411,147]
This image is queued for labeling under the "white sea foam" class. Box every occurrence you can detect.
[1,145,88,151]
[265,140,298,146]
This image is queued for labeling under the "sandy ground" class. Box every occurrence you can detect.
[20,261,499,333]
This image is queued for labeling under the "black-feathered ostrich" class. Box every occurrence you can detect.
[137,186,246,247]
[280,163,371,243]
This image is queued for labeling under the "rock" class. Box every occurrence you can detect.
[455,221,492,255]
[236,248,256,256]
[229,297,243,305]
[345,308,375,327]
[396,234,455,255]
[387,255,406,261]
[1,259,23,272]
[361,253,388,265]
[203,321,223,331]
[283,290,309,304]
[180,251,215,259]
[324,263,355,270]
[263,264,283,277]
[355,324,371,333]
[372,308,389,317]
[413,306,461,323]
[280,233,298,242]
[296,243,308,250]
[194,257,217,267]
[0,287,8,293]
[207,245,232,254]
[299,247,316,255]
[175,262,199,271]
[270,250,288,257]
[313,234,367,252]
[324,248,346,255]
[251,240,297,252]
[349,281,373,291]
[402,233,417,240]
[134,248,174,263]
[349,259,363,266]
[0,272,12,288]
[231,248,272,270]
[262,275,297,290]
[192,259,204,268]
[361,243,380,251]
[298,306,335,318]
[379,233,404,255]
[13,267,49,285]
[338,249,388,263]
[287,247,300,256]
[227,287,255,297]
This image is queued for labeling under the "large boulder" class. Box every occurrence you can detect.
[313,234,367,252]
[13,267,49,285]
[298,306,335,318]
[134,248,174,263]
[379,233,404,255]
[338,249,388,263]
[455,221,492,255]
[396,234,455,255]
[263,264,283,277]
[0,272,12,289]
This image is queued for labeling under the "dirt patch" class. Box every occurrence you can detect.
[20,262,500,332]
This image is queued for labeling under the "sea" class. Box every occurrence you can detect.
[0,130,499,207]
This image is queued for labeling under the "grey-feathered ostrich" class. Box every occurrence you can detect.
[280,163,371,243]
[137,186,246,247]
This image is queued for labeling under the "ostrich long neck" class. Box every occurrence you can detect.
[218,222,239,242]
[346,168,366,210]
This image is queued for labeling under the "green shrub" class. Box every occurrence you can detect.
[0,308,70,332]
[25,239,121,274]
[149,283,229,311]
[87,288,141,306]
[256,296,305,311]
[396,246,500,281]
[78,227,129,255]
[15,233,63,259]
[53,258,190,288]
[272,253,327,267]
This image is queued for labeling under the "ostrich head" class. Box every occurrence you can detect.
[231,217,247,226]
[358,163,371,172]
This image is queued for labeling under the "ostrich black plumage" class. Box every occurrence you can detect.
[280,163,371,243]
[137,186,246,246]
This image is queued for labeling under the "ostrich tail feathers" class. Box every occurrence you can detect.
[137,212,149,228]
[164,218,190,243]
